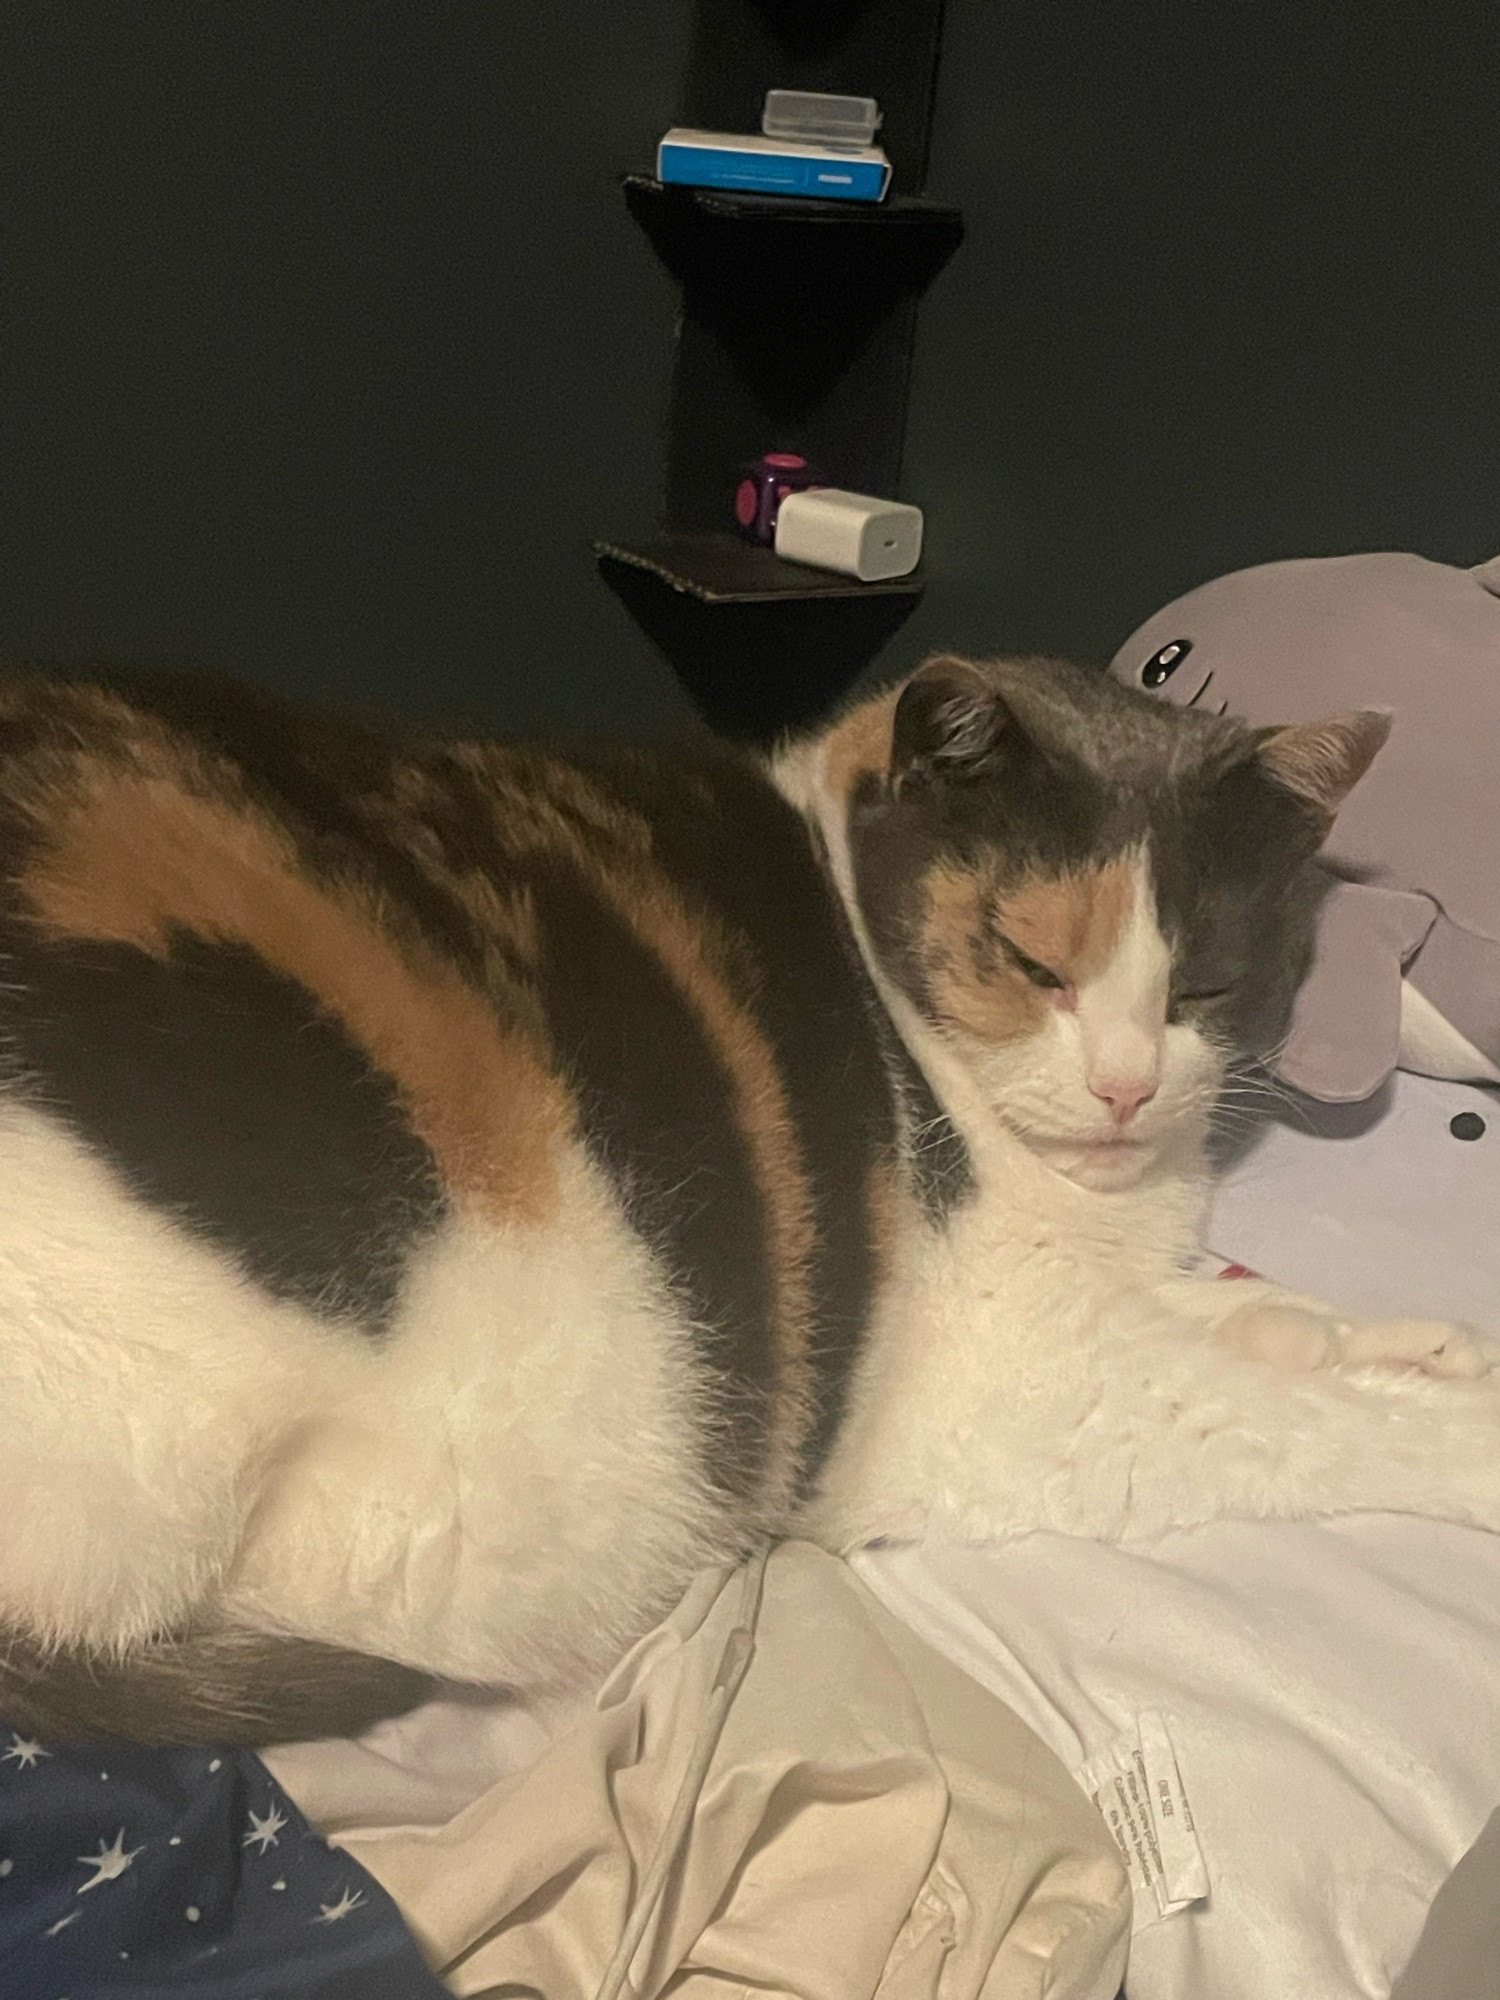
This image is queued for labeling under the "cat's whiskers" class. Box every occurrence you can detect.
[1215,1054,1320,1136]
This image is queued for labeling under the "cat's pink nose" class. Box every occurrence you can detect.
[1089,1078,1158,1125]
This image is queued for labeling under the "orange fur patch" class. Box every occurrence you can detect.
[16,751,568,1225]
[864,1151,908,1296]
[1001,860,1135,987]
[821,687,901,808]
[920,861,1048,1042]
[918,857,1136,1042]
[613,878,818,1510]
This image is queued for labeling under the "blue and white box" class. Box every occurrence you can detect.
[656,129,891,203]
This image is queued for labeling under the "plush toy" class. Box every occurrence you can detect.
[1110,551,1500,1103]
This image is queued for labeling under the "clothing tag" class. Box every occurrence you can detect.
[1076,1710,1208,1931]
[1178,1248,1262,1280]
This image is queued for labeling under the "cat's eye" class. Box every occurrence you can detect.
[1169,984,1234,1021]
[1001,938,1066,990]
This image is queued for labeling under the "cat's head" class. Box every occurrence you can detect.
[841,654,1389,1189]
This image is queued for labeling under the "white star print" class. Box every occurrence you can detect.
[243,1803,287,1854]
[76,1828,144,1894]
[1,1733,49,1770]
[313,1884,367,1924]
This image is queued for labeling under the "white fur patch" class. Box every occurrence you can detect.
[0,1100,735,1688]
[0,1100,328,1650]
[1073,850,1171,1109]
[805,1203,1500,1555]
[225,1154,736,1688]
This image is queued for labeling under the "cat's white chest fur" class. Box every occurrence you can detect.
[803,1090,1210,1551]
[805,1074,1500,1554]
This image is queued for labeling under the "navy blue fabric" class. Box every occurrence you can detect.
[0,1721,450,1998]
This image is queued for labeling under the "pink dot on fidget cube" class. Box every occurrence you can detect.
[734,479,758,526]
[764,452,806,468]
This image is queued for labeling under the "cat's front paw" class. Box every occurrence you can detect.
[1218,1300,1496,1378]
[1335,1317,1496,1379]
[1218,1301,1339,1371]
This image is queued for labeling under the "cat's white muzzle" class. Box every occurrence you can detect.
[1024,1130,1158,1189]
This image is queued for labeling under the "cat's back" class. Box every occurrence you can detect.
[0,668,902,1687]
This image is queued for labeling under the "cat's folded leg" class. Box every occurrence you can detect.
[1148,1276,1496,1380]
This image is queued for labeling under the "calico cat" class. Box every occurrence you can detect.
[0,654,1489,1745]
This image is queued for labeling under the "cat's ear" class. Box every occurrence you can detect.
[890,656,1012,791]
[1255,710,1392,829]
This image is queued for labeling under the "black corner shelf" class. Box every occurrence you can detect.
[622,172,964,233]
[594,534,923,744]
[594,531,924,604]
[622,175,964,301]
[600,8,957,744]
[596,178,954,740]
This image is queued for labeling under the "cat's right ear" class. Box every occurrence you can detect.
[889,656,1011,793]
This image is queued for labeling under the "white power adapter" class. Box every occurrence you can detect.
[773,488,923,582]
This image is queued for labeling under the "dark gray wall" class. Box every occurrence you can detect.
[9,5,1499,731]
[1,3,699,735]
[894,0,1500,672]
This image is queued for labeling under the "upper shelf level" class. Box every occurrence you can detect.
[623,174,964,303]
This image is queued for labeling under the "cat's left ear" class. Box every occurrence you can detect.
[890,655,1012,791]
[1255,709,1392,829]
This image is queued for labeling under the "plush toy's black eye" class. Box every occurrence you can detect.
[1142,640,1192,688]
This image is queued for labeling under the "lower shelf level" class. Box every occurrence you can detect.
[594,532,924,604]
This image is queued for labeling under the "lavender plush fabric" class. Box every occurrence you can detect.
[1111,552,1500,1101]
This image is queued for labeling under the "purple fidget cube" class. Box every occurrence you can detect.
[733,452,822,546]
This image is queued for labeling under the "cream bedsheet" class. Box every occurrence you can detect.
[267,1541,1130,2000]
